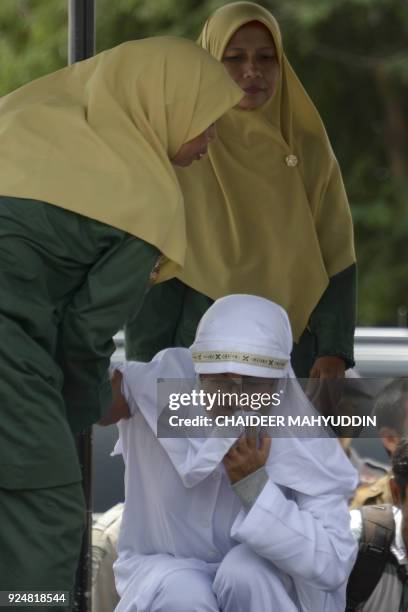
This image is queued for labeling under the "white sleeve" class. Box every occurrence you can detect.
[117,361,239,488]
[230,479,357,591]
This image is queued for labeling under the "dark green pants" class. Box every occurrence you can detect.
[0,482,85,611]
[0,196,159,609]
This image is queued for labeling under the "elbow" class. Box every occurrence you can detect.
[311,564,348,592]
[306,543,357,591]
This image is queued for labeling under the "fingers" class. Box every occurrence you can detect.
[236,435,258,452]
[226,435,248,456]
[319,367,337,379]
[224,435,254,462]
[111,369,124,399]
[111,369,123,384]
[309,357,346,380]
[259,436,272,459]
[319,368,344,379]
[98,397,131,426]
[225,433,266,459]
[246,435,257,450]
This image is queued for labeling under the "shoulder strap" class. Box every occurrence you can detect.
[346,504,395,611]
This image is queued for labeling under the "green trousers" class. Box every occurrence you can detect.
[0,483,85,611]
[0,196,159,607]
[0,196,159,488]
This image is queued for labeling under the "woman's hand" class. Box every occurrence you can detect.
[98,369,131,426]
[309,356,345,379]
[223,435,271,484]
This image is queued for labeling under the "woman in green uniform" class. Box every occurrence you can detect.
[0,36,242,607]
[126,2,357,380]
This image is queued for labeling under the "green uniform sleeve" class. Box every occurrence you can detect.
[309,263,357,368]
[125,279,214,361]
[125,278,186,361]
[57,235,159,432]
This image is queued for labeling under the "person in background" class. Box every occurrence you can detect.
[342,436,389,492]
[0,37,242,608]
[351,378,408,509]
[349,435,408,611]
[92,504,123,612]
[125,1,357,380]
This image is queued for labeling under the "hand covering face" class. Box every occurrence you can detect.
[157,3,356,340]
[0,37,243,266]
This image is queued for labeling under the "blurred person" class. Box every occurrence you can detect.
[325,370,390,492]
[374,378,408,457]
[350,378,408,509]
[92,504,123,612]
[126,1,357,380]
[109,295,357,612]
[347,435,408,611]
[341,436,389,491]
[0,37,242,608]
[305,368,389,491]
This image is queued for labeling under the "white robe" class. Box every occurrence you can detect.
[113,348,358,612]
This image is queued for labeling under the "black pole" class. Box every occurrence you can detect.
[68,3,95,612]
[68,0,95,64]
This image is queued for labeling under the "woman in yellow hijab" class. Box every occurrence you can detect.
[0,36,242,603]
[127,2,357,380]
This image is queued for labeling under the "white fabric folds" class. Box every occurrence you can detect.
[112,295,358,611]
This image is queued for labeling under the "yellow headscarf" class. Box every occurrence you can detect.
[158,2,355,340]
[0,37,243,266]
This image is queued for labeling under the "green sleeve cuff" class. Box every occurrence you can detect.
[309,264,357,368]
[64,378,113,433]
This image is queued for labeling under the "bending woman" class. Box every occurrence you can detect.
[0,37,242,604]
[126,2,357,380]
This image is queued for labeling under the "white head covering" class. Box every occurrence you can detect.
[190,294,358,496]
[115,294,358,498]
[190,294,291,377]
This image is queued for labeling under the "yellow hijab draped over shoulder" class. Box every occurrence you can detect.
[158,3,355,340]
[0,37,243,266]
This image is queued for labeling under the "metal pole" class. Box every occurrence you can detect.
[73,433,93,612]
[68,0,95,64]
[68,3,95,611]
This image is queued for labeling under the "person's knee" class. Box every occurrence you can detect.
[214,544,298,611]
[214,544,252,598]
[214,544,250,586]
[152,569,218,612]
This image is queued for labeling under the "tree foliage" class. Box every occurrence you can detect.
[0,0,407,326]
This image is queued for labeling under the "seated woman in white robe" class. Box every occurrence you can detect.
[111,294,358,612]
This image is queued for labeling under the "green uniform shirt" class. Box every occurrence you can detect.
[0,196,159,489]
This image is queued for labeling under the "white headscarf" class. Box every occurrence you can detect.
[189,294,357,496]
[115,294,357,498]
[190,294,291,377]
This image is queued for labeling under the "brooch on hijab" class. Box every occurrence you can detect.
[285,154,298,167]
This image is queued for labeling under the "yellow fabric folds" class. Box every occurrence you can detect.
[158,2,355,340]
[0,37,243,266]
